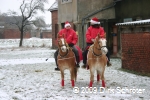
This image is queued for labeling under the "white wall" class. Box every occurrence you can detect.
[0,38,52,48]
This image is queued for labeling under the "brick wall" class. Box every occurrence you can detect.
[42,32,52,38]
[51,10,58,49]
[121,32,150,74]
[3,29,30,39]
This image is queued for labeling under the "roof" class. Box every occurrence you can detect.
[0,16,21,25]
[48,0,58,11]
[116,19,150,26]
[0,16,22,29]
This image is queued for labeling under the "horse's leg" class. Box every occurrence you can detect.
[60,70,65,88]
[89,68,94,87]
[97,70,100,84]
[74,67,77,82]
[101,71,105,87]
[70,68,75,87]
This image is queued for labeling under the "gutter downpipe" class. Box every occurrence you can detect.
[81,0,121,49]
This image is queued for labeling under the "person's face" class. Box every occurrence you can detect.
[65,26,71,29]
[90,22,95,26]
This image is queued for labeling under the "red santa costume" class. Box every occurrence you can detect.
[86,17,105,44]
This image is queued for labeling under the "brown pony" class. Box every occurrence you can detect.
[87,33,107,87]
[57,34,78,88]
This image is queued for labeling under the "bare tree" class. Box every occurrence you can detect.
[9,0,48,47]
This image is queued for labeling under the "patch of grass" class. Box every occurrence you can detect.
[118,68,150,77]
[35,70,43,72]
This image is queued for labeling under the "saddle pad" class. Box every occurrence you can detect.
[75,45,83,61]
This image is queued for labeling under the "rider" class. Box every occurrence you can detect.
[54,21,80,71]
[82,17,111,68]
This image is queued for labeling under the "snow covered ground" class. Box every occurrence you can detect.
[0,47,150,100]
[0,38,52,48]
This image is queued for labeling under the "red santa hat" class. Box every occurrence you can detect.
[64,21,71,28]
[90,17,100,24]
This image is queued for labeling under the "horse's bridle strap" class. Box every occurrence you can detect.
[58,48,69,57]
[96,46,106,50]
[58,56,75,60]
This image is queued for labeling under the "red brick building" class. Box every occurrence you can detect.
[40,27,52,38]
[116,19,150,74]
[49,0,58,49]
[0,15,52,39]
[0,29,30,39]
[0,16,31,39]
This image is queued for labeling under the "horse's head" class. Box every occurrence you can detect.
[94,33,108,54]
[57,34,68,52]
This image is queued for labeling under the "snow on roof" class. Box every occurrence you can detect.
[48,0,58,11]
[0,26,4,28]
[116,19,150,26]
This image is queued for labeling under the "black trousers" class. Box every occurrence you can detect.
[82,43,93,64]
[106,50,110,61]
[82,43,110,65]
[54,45,79,67]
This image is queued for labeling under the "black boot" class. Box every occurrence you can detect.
[54,50,60,71]
[107,61,112,67]
[55,67,60,71]
[76,56,80,68]
[81,64,86,69]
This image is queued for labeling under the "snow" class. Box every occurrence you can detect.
[116,19,150,26]
[0,38,52,48]
[0,39,150,100]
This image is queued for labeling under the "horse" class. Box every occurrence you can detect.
[57,34,78,88]
[87,33,108,87]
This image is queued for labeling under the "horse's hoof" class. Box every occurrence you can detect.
[61,86,64,89]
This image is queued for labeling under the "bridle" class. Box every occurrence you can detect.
[58,43,75,60]
[57,39,69,57]
[92,38,106,56]
[95,40,106,50]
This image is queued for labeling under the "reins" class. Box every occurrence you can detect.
[92,46,102,57]
[58,46,75,60]
[92,40,104,56]
[58,48,69,58]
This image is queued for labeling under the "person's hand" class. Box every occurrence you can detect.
[68,43,74,47]
[91,39,95,42]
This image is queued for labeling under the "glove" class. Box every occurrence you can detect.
[68,43,74,47]
[91,39,95,42]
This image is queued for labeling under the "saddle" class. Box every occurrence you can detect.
[75,45,83,62]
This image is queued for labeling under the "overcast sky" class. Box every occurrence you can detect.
[0,0,56,24]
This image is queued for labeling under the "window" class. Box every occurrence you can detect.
[61,0,72,4]
[61,23,65,29]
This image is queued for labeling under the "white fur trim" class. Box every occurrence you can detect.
[65,23,71,28]
[90,19,100,24]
